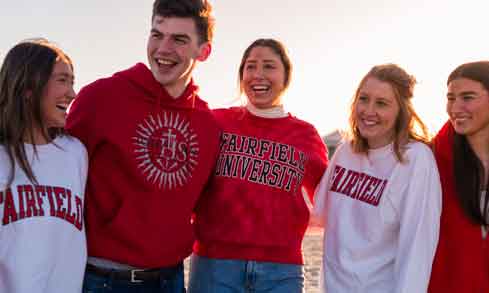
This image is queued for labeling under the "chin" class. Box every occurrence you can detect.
[249,99,273,108]
[452,127,464,134]
[253,104,271,109]
[451,123,467,134]
[454,128,471,136]
[358,129,373,139]
[153,74,168,85]
[48,120,66,129]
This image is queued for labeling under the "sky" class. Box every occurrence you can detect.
[1,0,489,136]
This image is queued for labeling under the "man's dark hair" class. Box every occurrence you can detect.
[152,0,215,43]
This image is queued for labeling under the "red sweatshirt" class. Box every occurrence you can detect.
[429,121,489,292]
[194,107,328,264]
[66,63,220,268]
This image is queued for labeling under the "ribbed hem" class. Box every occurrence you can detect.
[193,240,304,265]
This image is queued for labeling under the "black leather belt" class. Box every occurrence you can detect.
[86,263,182,283]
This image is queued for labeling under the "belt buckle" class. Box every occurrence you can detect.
[130,269,144,283]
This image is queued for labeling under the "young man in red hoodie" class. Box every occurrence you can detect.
[66,0,220,292]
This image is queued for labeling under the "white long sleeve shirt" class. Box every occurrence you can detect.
[0,135,88,293]
[313,141,441,293]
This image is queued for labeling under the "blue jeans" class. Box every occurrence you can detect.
[188,255,304,293]
[82,264,185,293]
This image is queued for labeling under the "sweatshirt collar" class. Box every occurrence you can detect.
[117,63,199,108]
[245,102,288,119]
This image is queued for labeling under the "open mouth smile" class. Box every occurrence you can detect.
[251,85,270,95]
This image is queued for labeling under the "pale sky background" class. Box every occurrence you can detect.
[1,0,489,136]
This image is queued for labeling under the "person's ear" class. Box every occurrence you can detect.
[196,42,212,62]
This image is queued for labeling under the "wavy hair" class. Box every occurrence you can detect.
[348,63,430,162]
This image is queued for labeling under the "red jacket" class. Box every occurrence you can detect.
[66,63,220,268]
[429,121,489,292]
[194,107,328,264]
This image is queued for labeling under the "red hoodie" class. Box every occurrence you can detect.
[429,121,489,292]
[66,63,220,268]
[194,107,328,264]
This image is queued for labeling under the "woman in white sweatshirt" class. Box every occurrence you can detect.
[313,63,442,293]
[0,39,88,293]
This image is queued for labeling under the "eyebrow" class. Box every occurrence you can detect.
[150,28,190,40]
[53,72,74,79]
[447,90,478,96]
[172,33,191,40]
[460,91,478,95]
[245,59,277,63]
[358,93,391,102]
[372,96,391,103]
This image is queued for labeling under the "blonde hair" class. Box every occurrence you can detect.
[348,63,430,162]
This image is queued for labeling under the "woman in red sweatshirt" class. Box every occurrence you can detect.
[429,61,489,292]
[188,38,328,293]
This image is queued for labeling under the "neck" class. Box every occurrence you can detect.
[24,128,50,145]
[245,102,287,118]
[165,76,191,99]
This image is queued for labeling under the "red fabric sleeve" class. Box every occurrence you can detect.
[66,82,103,156]
[304,128,328,202]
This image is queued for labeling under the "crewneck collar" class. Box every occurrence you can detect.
[245,102,288,119]
[365,142,394,160]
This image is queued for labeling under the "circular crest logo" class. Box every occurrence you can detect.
[133,112,199,189]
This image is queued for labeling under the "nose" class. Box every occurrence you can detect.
[362,101,376,115]
[68,85,76,100]
[252,66,265,79]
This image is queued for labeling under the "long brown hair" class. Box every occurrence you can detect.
[0,39,73,186]
[448,61,489,225]
[348,63,430,162]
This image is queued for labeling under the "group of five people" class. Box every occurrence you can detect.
[0,0,488,292]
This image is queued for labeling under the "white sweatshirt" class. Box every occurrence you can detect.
[313,141,441,293]
[0,135,88,293]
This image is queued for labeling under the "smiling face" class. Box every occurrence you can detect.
[147,15,211,97]
[40,58,75,130]
[241,46,286,109]
[447,77,489,139]
[354,77,400,149]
